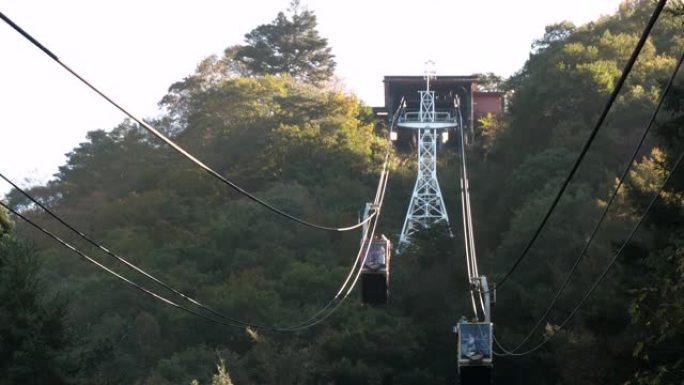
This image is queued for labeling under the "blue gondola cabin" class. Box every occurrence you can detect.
[457,321,493,384]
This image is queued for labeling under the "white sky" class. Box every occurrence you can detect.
[0,0,623,195]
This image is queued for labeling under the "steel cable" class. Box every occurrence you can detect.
[0,10,373,233]
[497,144,684,356]
[494,0,669,288]
[498,50,683,354]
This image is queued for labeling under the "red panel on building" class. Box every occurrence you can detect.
[473,91,504,120]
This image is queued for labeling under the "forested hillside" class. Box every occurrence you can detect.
[1,1,683,384]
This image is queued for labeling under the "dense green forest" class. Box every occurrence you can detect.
[1,1,683,384]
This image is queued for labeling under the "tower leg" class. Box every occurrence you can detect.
[399,127,450,248]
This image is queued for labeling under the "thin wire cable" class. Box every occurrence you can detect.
[456,106,480,318]
[498,145,684,356]
[279,150,390,330]
[500,50,684,353]
[493,333,525,356]
[457,106,473,280]
[0,173,377,332]
[280,220,372,329]
[0,11,372,233]
[2,171,384,332]
[460,109,479,279]
[460,178,479,318]
[282,218,381,330]
[463,169,478,278]
[0,101,402,332]
[0,200,253,330]
[0,115,397,332]
[1,179,380,331]
[281,101,403,329]
[284,169,388,330]
[459,179,473,279]
[0,172,256,327]
[456,103,487,320]
[495,0,668,288]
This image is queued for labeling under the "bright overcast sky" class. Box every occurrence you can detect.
[0,0,623,195]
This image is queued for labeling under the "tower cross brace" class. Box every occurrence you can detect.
[398,84,455,248]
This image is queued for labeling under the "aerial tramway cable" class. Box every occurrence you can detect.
[493,115,684,356]
[0,188,371,332]
[0,10,372,233]
[0,172,255,328]
[283,204,384,330]
[495,143,684,356]
[0,100,403,332]
[0,200,252,330]
[494,0,669,288]
[283,101,403,328]
[0,162,375,332]
[455,105,481,319]
[496,50,684,355]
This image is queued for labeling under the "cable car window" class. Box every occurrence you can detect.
[458,323,492,362]
[368,242,386,267]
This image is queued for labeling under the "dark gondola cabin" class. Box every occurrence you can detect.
[361,235,391,305]
[456,322,493,384]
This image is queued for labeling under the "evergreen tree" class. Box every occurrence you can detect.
[234,0,336,84]
[624,79,684,385]
[0,237,72,385]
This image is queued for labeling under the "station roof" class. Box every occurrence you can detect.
[382,75,480,111]
[383,75,480,85]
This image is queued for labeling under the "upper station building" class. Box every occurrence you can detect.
[374,75,505,130]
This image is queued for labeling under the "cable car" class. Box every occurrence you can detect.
[361,234,391,305]
[456,321,493,384]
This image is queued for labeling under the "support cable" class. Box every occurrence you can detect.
[493,333,518,356]
[459,109,479,279]
[0,172,256,327]
[0,200,253,330]
[283,101,403,329]
[0,101,403,332]
[456,105,480,318]
[279,220,375,330]
[496,143,684,356]
[268,142,391,330]
[0,11,372,233]
[499,50,683,353]
[0,179,369,332]
[0,173,373,332]
[305,99,402,310]
[459,178,473,280]
[282,207,382,330]
[494,0,668,288]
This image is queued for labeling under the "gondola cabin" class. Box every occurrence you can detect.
[456,321,493,384]
[360,235,391,305]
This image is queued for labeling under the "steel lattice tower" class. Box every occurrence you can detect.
[398,72,458,248]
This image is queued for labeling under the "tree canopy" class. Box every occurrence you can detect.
[233,0,336,84]
[0,237,73,385]
[3,1,684,384]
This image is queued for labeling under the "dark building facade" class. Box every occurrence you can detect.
[376,75,504,129]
